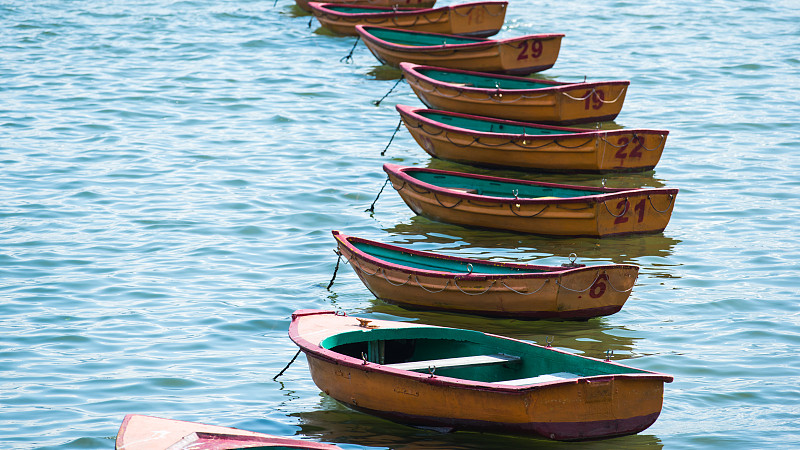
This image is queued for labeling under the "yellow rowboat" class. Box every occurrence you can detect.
[396,104,669,172]
[116,414,342,449]
[308,1,507,37]
[296,0,435,13]
[382,164,678,237]
[332,230,639,319]
[289,309,673,440]
[400,62,629,124]
[356,26,563,75]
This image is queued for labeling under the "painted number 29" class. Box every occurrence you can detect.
[613,198,647,224]
[584,90,605,110]
[516,40,543,60]
[614,136,645,159]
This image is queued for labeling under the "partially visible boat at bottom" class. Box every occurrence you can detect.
[289,309,673,441]
[115,414,342,449]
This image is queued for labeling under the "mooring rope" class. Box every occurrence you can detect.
[554,272,634,293]
[373,76,405,106]
[432,191,463,209]
[602,198,629,217]
[382,120,403,156]
[452,3,506,17]
[599,133,666,152]
[561,86,627,104]
[326,249,342,290]
[499,278,549,295]
[340,37,359,64]
[273,349,302,381]
[509,203,549,217]
[365,177,390,214]
[648,193,675,213]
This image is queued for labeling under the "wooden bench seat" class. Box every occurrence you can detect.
[385,353,520,371]
[491,372,579,386]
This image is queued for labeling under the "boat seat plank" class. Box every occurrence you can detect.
[385,353,519,371]
[492,372,579,386]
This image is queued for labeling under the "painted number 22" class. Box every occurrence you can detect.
[614,136,645,159]
[516,40,543,60]
[613,198,647,224]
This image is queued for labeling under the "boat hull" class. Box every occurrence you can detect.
[383,164,677,237]
[297,0,435,13]
[333,231,638,319]
[397,105,668,172]
[115,414,341,449]
[401,62,629,124]
[290,310,671,441]
[309,2,507,37]
[357,26,563,75]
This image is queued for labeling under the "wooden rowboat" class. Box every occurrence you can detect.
[289,309,672,440]
[382,164,678,237]
[116,414,342,449]
[296,0,435,13]
[332,230,639,319]
[356,26,563,75]
[308,1,506,37]
[396,104,669,172]
[400,62,629,124]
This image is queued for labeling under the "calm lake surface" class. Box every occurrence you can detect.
[2,0,799,448]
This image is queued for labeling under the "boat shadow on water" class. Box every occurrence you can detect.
[382,218,681,263]
[289,396,665,449]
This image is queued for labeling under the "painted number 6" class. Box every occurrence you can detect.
[516,40,543,60]
[589,274,608,298]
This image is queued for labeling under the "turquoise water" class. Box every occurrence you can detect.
[2,0,799,448]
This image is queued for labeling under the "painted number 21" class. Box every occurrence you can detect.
[614,198,647,224]
[516,40,543,60]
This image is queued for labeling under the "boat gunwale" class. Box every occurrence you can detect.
[396,104,670,141]
[309,0,506,18]
[289,310,674,392]
[356,25,564,52]
[400,62,630,94]
[383,163,679,204]
[332,230,638,280]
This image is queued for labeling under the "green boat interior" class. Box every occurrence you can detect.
[418,111,578,136]
[410,171,598,199]
[351,239,548,274]
[417,68,554,90]
[328,6,393,13]
[321,327,644,384]
[367,27,481,46]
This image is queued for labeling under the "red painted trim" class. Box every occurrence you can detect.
[400,61,630,94]
[397,104,670,140]
[310,1,506,18]
[383,163,679,205]
[356,25,564,53]
[332,229,638,281]
[288,311,674,393]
